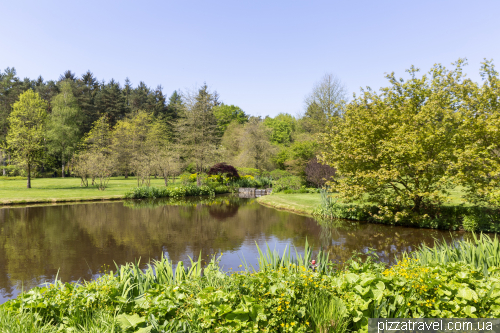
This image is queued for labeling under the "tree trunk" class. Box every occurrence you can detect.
[62,159,65,178]
[1,150,5,176]
[27,164,31,188]
[196,174,201,187]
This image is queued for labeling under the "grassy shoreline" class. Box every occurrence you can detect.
[258,193,500,233]
[256,193,321,216]
[0,177,191,205]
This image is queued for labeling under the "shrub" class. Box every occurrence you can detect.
[462,214,479,232]
[207,163,240,181]
[179,172,197,185]
[232,176,259,188]
[124,184,230,199]
[281,187,320,194]
[305,157,336,188]
[313,190,500,232]
[0,176,27,180]
[236,167,261,177]
[269,169,292,180]
[272,176,303,192]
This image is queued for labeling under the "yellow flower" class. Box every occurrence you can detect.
[281,323,284,327]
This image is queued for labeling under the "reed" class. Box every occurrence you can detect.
[307,291,349,333]
[403,233,500,276]
[114,252,203,298]
[253,238,331,274]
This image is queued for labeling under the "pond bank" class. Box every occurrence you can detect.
[256,193,321,215]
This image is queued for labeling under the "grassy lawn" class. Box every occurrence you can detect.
[257,193,322,215]
[0,177,181,204]
[257,187,468,216]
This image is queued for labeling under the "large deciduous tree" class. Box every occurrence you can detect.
[236,117,276,170]
[213,103,248,135]
[47,81,81,177]
[6,90,47,188]
[453,60,500,206]
[0,67,28,175]
[304,73,348,120]
[319,61,470,219]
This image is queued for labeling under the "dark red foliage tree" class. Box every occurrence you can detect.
[207,163,240,180]
[305,157,336,188]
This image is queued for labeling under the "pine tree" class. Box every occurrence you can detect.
[95,79,127,127]
[78,71,100,134]
[175,84,220,185]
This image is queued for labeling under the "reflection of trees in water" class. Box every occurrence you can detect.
[315,217,464,265]
[0,198,310,295]
[0,199,465,300]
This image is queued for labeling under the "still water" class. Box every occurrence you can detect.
[0,195,464,303]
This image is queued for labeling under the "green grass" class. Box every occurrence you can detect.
[258,187,470,217]
[257,193,323,215]
[0,177,182,205]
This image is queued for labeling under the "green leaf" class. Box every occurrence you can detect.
[345,273,360,284]
[134,297,149,309]
[116,313,145,330]
[375,281,385,290]
[456,287,477,301]
[217,303,232,315]
[463,305,477,316]
[226,310,249,322]
[136,326,153,333]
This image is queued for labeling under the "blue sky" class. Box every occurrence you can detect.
[1,0,498,117]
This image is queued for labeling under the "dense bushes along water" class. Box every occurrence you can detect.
[314,190,500,233]
[124,185,231,199]
[2,235,500,332]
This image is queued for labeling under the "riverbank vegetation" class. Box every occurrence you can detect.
[3,60,500,227]
[1,235,500,332]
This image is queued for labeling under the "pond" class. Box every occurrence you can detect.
[0,195,464,303]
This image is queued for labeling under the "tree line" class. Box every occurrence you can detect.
[1,69,342,188]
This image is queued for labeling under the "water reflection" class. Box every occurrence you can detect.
[0,196,464,303]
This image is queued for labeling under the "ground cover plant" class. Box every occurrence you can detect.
[2,235,500,332]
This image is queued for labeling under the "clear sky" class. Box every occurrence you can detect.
[1,0,499,117]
